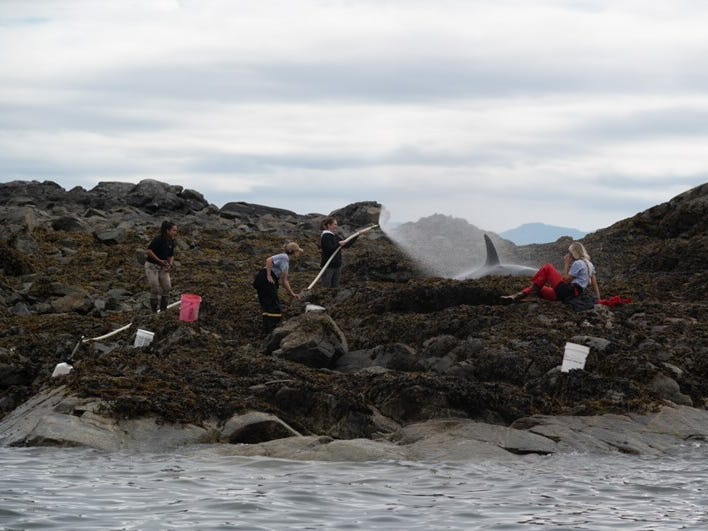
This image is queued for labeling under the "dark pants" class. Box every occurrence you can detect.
[253,269,282,334]
[321,266,341,288]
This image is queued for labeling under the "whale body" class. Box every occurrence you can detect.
[455,234,536,280]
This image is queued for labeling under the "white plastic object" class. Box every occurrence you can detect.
[133,328,155,347]
[561,342,590,372]
[52,362,73,377]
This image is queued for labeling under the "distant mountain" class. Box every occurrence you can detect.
[500,223,587,245]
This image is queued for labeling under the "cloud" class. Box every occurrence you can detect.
[1,0,707,233]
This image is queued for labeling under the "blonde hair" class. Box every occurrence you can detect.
[283,242,304,255]
[568,242,590,261]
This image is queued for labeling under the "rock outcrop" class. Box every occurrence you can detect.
[0,179,706,460]
[3,385,706,460]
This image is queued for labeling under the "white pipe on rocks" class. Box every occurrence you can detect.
[82,322,133,343]
[80,299,182,342]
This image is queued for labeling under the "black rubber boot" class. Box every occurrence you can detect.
[160,296,168,312]
[150,298,158,313]
[263,315,281,335]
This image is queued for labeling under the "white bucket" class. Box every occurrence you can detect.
[561,342,590,372]
[134,328,155,347]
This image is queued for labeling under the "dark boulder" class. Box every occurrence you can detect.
[219,201,298,221]
[125,179,209,213]
[266,313,348,369]
[329,201,382,230]
[0,180,65,206]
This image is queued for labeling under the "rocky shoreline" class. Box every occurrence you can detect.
[1,179,706,460]
[2,384,707,461]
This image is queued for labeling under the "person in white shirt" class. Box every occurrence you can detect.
[503,242,601,304]
[252,242,304,334]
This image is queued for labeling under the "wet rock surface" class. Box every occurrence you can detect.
[0,179,706,458]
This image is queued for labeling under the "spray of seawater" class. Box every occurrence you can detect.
[378,204,497,278]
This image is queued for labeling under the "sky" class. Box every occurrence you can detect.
[1,0,707,233]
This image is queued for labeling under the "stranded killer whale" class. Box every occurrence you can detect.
[455,234,537,280]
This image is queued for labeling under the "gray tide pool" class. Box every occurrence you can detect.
[1,444,706,530]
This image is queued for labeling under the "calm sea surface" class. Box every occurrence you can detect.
[1,443,706,530]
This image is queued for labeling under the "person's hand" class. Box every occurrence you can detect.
[344,234,359,248]
[291,292,302,300]
[267,273,275,284]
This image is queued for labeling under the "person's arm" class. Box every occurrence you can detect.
[146,249,170,268]
[265,256,275,283]
[164,244,175,270]
[341,234,359,248]
[562,254,574,283]
[591,275,601,299]
[280,272,301,299]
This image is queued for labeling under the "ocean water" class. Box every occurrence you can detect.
[1,444,706,530]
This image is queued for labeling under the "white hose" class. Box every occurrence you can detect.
[307,247,342,290]
[306,224,378,290]
[82,322,133,343]
[80,298,182,343]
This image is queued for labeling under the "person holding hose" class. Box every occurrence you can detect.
[145,220,178,313]
[253,242,304,335]
[319,217,357,288]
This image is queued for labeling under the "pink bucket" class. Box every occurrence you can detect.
[180,294,202,322]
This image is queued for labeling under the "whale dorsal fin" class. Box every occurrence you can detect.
[483,234,500,267]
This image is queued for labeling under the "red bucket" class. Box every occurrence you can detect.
[180,294,202,322]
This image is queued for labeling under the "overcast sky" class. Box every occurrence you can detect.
[1,0,707,232]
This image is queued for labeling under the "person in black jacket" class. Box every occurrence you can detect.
[319,217,355,288]
[145,220,178,313]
